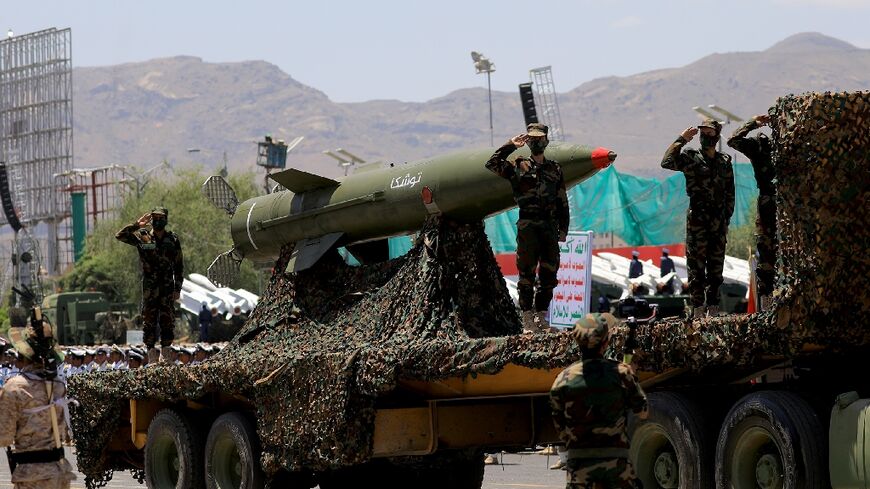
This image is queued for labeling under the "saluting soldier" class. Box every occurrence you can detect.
[486,123,570,332]
[661,119,735,317]
[727,114,777,311]
[116,206,184,362]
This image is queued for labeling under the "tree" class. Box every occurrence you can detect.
[726,199,758,260]
[60,168,264,304]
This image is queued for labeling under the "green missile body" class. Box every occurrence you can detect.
[206,143,615,283]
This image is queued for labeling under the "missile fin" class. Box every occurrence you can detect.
[269,168,339,194]
[202,176,239,215]
[287,232,344,273]
[207,248,244,287]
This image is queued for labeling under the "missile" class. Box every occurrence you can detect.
[203,143,616,285]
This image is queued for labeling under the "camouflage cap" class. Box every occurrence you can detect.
[527,123,549,137]
[697,118,722,133]
[573,312,618,350]
[151,206,168,216]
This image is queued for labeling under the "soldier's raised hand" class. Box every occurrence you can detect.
[137,213,152,227]
[754,114,770,126]
[680,127,698,141]
[511,133,529,148]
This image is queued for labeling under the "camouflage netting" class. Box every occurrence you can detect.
[68,217,579,487]
[68,91,868,488]
[612,90,870,370]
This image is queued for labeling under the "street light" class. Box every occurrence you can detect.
[323,148,366,176]
[188,147,228,177]
[471,51,495,147]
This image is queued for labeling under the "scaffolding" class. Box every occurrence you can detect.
[529,66,565,142]
[0,27,74,276]
[53,165,130,270]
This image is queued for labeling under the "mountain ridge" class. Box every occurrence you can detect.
[71,32,870,178]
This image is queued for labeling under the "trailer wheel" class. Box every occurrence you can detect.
[715,391,826,489]
[205,412,265,489]
[145,408,205,489]
[629,391,713,489]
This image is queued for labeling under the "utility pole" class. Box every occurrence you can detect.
[471,51,496,146]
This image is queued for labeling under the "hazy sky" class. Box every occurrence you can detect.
[5,0,870,102]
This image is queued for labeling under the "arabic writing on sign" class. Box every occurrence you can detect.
[549,231,593,328]
[390,172,423,189]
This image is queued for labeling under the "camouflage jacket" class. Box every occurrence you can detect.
[0,367,76,483]
[549,358,647,450]
[486,142,570,235]
[727,119,775,196]
[661,137,735,218]
[116,223,184,292]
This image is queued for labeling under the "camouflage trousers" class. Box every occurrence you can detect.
[755,194,778,296]
[686,210,728,307]
[141,281,176,348]
[516,219,561,312]
[565,457,639,489]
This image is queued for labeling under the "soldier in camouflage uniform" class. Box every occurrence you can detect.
[550,313,648,489]
[116,207,184,362]
[727,114,776,311]
[0,318,76,488]
[486,123,569,332]
[662,119,735,318]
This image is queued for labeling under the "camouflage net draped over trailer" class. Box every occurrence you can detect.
[68,218,580,487]
[618,90,870,369]
[68,91,869,487]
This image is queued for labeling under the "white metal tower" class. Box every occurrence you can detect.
[529,66,565,141]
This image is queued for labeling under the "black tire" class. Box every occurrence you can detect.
[145,408,206,489]
[715,391,827,489]
[629,391,713,489]
[205,412,265,489]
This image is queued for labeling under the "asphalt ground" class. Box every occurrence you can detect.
[1,449,566,489]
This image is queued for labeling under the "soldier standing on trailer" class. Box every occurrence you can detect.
[727,114,777,311]
[116,207,184,363]
[661,119,735,318]
[486,123,570,333]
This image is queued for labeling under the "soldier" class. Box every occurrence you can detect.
[127,350,144,369]
[662,119,735,317]
[727,114,776,311]
[486,123,569,332]
[116,206,184,362]
[92,346,110,372]
[0,316,76,488]
[109,345,127,370]
[628,251,643,279]
[550,313,648,489]
[198,302,212,342]
[659,248,676,295]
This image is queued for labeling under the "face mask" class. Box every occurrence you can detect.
[528,139,549,155]
[152,218,167,230]
[700,133,719,149]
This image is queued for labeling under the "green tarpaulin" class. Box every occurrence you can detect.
[390,163,760,257]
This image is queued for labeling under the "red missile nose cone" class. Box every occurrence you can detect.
[591,147,617,169]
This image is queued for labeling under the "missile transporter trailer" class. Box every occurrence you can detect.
[68,91,869,489]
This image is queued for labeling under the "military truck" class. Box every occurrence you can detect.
[70,91,869,489]
[41,291,135,345]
